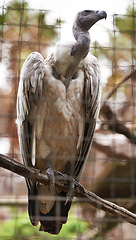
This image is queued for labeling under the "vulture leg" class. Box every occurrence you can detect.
[65,161,75,205]
[45,159,55,190]
[65,177,75,205]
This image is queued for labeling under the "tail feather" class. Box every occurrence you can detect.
[28,183,40,226]
[39,191,72,234]
[28,184,72,235]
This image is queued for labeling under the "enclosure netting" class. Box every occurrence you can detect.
[0,0,136,239]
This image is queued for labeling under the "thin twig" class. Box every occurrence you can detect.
[0,154,136,225]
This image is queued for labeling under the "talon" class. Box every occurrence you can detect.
[65,178,75,205]
[46,167,55,190]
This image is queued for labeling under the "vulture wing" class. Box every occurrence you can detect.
[16,52,45,191]
[75,54,101,179]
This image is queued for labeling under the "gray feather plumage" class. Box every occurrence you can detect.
[17,51,101,185]
[16,8,106,235]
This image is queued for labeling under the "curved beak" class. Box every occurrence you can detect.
[97,10,107,20]
[78,10,107,30]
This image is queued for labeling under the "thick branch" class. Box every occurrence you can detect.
[101,103,136,144]
[93,141,132,162]
[0,154,136,226]
[105,69,136,101]
[100,70,136,144]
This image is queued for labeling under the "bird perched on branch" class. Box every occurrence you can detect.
[16,10,107,235]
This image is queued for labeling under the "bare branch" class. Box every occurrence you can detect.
[0,154,136,226]
[93,141,132,162]
[104,69,136,101]
[100,103,136,144]
[99,70,136,143]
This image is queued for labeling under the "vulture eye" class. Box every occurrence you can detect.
[82,10,91,16]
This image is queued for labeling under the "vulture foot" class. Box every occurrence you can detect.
[46,167,55,190]
[65,176,75,205]
[45,160,55,190]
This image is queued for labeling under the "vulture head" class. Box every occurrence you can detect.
[53,10,107,81]
[74,10,107,32]
[72,10,107,56]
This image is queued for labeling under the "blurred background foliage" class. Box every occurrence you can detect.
[0,0,136,239]
[0,208,88,240]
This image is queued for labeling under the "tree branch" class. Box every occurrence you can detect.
[0,154,136,226]
[104,69,136,101]
[93,141,132,162]
[99,70,136,144]
[100,103,136,144]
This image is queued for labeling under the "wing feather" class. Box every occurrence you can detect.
[75,54,101,179]
[16,52,45,191]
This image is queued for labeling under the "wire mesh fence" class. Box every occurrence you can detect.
[0,0,136,239]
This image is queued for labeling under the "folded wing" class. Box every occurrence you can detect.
[16,52,45,191]
[75,54,101,179]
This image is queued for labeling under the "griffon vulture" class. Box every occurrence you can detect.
[16,9,107,234]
